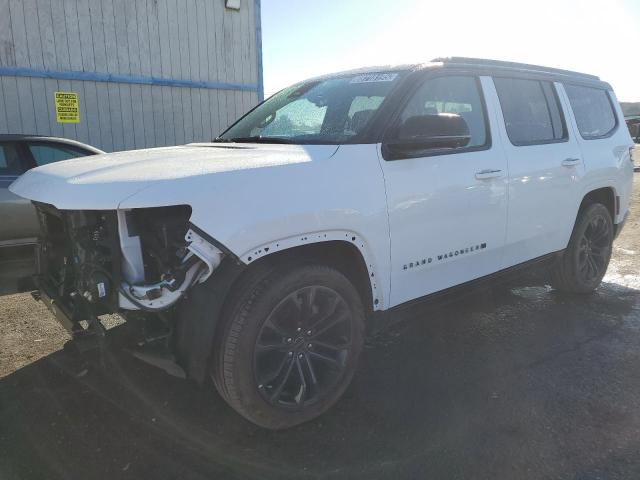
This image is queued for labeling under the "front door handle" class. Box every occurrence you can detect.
[562,158,581,167]
[475,169,503,180]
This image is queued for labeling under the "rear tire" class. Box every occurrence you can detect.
[212,263,365,429]
[552,203,613,293]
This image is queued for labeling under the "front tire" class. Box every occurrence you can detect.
[552,203,613,293]
[212,263,365,429]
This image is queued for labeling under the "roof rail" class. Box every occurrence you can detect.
[432,57,600,81]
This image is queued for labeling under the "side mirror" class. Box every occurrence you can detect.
[383,113,471,160]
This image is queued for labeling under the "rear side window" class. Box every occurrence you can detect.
[0,144,22,175]
[27,143,87,167]
[494,77,566,146]
[564,84,617,139]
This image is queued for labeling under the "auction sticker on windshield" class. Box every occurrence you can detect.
[350,73,398,83]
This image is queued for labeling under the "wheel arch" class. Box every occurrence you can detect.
[578,186,617,221]
[175,230,384,384]
[560,185,617,252]
[238,233,381,313]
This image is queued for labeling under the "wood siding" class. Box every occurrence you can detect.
[0,0,260,151]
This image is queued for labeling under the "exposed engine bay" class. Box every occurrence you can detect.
[34,202,222,338]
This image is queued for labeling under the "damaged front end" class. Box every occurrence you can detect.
[33,202,227,376]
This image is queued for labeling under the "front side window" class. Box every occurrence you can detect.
[219,72,406,144]
[564,84,617,139]
[394,75,489,150]
[494,77,566,146]
[27,143,86,167]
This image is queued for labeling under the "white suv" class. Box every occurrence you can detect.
[10,57,635,429]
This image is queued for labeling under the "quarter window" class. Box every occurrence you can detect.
[493,77,566,146]
[398,76,488,149]
[564,84,617,139]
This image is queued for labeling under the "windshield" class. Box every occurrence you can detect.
[218,71,407,144]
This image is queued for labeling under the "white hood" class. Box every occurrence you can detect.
[9,143,339,210]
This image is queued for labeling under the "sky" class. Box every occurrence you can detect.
[261,0,640,102]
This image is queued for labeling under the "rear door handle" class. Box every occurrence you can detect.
[475,169,503,180]
[562,158,581,167]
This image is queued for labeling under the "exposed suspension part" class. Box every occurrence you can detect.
[116,207,223,311]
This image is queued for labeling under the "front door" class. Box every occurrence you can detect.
[379,75,508,307]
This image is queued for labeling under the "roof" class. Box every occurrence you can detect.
[302,63,423,84]
[303,57,609,89]
[0,134,104,153]
[432,57,599,80]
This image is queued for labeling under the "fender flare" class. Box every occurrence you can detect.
[238,230,385,311]
[577,181,619,220]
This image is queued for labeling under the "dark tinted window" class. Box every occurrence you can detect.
[564,84,617,139]
[494,77,566,145]
[398,76,488,148]
[28,143,86,166]
[0,144,22,175]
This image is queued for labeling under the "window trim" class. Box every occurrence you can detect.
[563,83,619,141]
[493,75,569,147]
[381,73,492,161]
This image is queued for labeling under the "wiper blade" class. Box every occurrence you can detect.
[221,136,296,144]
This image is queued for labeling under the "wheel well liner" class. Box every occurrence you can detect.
[579,187,616,220]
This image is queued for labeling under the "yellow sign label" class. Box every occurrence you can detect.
[54,91,79,123]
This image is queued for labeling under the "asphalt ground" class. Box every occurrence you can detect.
[1,161,639,480]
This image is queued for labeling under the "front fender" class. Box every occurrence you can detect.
[119,144,391,310]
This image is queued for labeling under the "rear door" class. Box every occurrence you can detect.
[490,77,585,267]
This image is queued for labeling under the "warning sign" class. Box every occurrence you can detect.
[54,92,79,123]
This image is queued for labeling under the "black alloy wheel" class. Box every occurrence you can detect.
[552,203,613,293]
[212,263,365,429]
[253,285,352,408]
[576,212,611,283]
